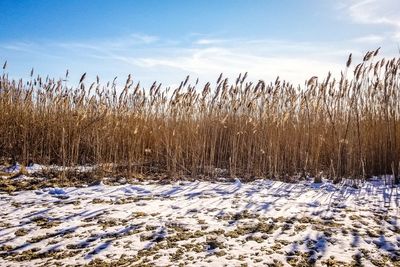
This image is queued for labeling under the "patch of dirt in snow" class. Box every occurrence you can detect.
[0,179,399,266]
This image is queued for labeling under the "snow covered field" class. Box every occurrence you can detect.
[0,170,400,266]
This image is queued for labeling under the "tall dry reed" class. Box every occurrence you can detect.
[0,49,399,183]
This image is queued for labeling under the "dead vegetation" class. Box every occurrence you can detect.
[0,49,399,183]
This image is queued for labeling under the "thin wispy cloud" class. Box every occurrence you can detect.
[351,34,385,44]
[194,38,227,45]
[338,0,400,49]
[132,40,350,85]
[344,0,400,28]
[0,42,35,52]
[0,35,354,87]
[130,33,159,44]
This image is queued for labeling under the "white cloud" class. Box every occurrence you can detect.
[54,33,159,53]
[0,42,35,52]
[342,0,400,28]
[351,34,385,44]
[135,49,331,85]
[393,31,400,42]
[0,32,393,88]
[194,38,227,45]
[336,0,400,55]
[130,33,159,44]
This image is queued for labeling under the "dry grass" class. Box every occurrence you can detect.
[0,49,399,183]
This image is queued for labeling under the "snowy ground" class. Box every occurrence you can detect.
[0,168,400,266]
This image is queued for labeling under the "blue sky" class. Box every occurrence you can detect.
[1,0,399,87]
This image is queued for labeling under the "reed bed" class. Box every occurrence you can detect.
[0,49,399,183]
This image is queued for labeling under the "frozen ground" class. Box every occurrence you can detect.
[0,169,400,266]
